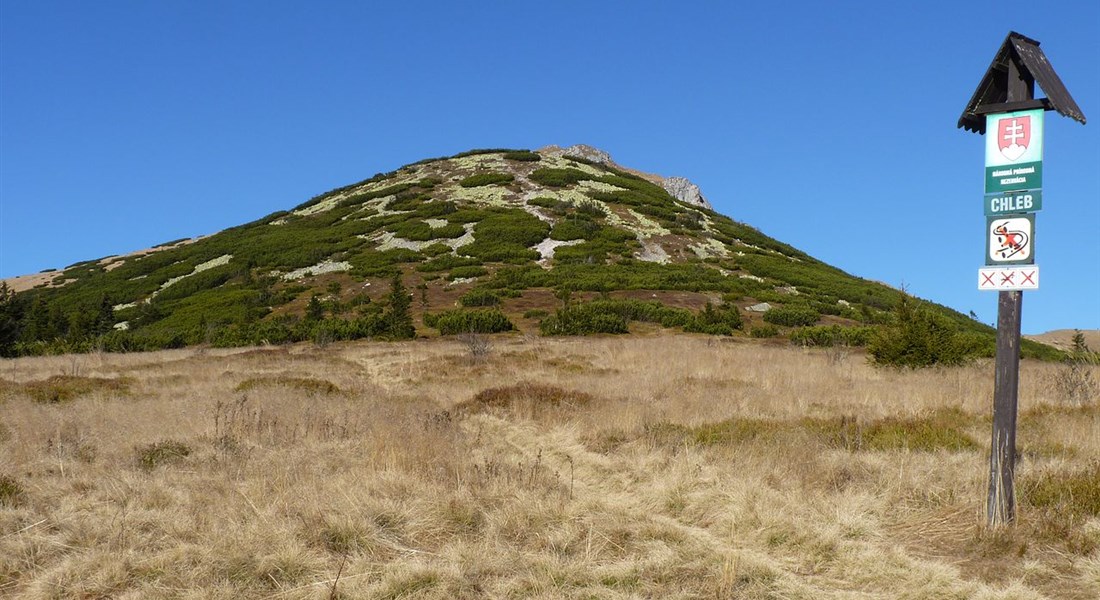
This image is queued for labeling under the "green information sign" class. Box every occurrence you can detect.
[985,109,1044,194]
[985,190,1042,216]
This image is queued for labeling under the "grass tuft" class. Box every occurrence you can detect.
[457,381,595,415]
[234,375,340,395]
[20,375,132,403]
[136,440,192,470]
[0,474,24,506]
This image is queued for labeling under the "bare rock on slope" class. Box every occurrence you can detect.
[661,176,712,210]
[538,144,713,210]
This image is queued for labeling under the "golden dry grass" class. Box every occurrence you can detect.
[0,335,1097,599]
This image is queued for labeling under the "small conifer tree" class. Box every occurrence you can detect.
[384,274,415,339]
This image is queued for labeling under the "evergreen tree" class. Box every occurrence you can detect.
[306,294,324,321]
[24,296,52,342]
[95,295,115,335]
[384,274,415,339]
[0,283,22,355]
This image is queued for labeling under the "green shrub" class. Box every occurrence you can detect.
[762,306,820,327]
[750,324,780,338]
[424,309,515,335]
[550,220,598,241]
[529,168,589,187]
[503,150,541,162]
[538,299,693,336]
[449,265,488,280]
[460,209,549,263]
[459,172,514,188]
[523,309,549,319]
[868,296,978,367]
[459,289,500,307]
[684,302,743,335]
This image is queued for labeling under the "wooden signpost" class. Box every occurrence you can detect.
[958,32,1085,526]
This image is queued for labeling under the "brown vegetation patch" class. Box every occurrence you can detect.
[135,440,192,470]
[234,375,341,395]
[12,375,132,403]
[646,408,980,452]
[456,381,595,416]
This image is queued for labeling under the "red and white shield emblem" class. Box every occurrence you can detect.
[997,115,1031,162]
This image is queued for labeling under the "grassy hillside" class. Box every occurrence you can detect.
[1,335,1096,598]
[0,148,1061,361]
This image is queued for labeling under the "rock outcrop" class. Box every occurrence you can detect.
[661,176,711,210]
[538,144,712,210]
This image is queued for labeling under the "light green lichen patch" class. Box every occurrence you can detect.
[371,232,437,252]
[424,219,450,229]
[447,154,511,172]
[282,260,352,281]
[636,242,670,264]
[625,209,671,237]
[689,237,731,260]
[152,254,232,297]
[293,196,344,216]
[537,154,610,178]
[448,184,512,206]
[576,180,627,194]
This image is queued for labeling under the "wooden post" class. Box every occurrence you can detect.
[986,57,1031,527]
[988,290,1021,524]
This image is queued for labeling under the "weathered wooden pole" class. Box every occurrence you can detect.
[988,289,1021,524]
[986,58,1031,527]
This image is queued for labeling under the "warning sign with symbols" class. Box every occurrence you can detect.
[978,266,1039,291]
[987,215,1035,265]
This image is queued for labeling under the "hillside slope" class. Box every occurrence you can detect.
[0,146,1057,358]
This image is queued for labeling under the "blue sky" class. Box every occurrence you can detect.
[1,1,1097,334]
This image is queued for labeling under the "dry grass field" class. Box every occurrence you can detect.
[0,335,1097,599]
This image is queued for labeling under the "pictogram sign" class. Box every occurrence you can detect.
[978,266,1039,291]
[987,215,1035,265]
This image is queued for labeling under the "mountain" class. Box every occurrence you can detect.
[0,145,1061,359]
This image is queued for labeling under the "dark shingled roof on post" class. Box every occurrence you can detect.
[958,31,1087,134]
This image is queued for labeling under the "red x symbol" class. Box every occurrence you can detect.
[981,272,996,287]
[1021,270,1036,285]
[1000,272,1016,285]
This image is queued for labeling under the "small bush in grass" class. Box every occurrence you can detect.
[424,309,514,335]
[762,306,820,327]
[750,324,780,338]
[523,309,549,319]
[685,302,743,335]
[136,440,192,470]
[459,172,514,188]
[459,289,500,307]
[868,295,980,367]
